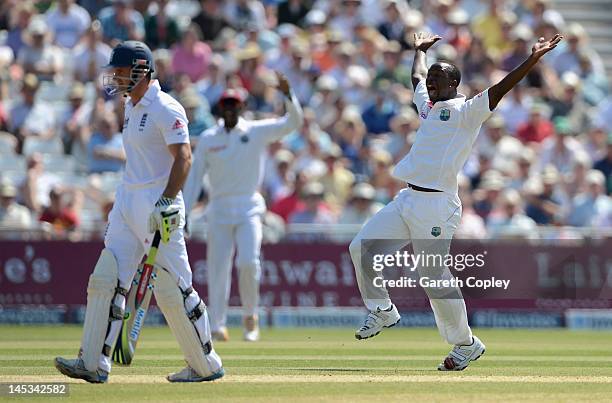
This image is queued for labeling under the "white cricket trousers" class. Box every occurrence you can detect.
[206,214,262,331]
[349,187,472,346]
[105,183,193,291]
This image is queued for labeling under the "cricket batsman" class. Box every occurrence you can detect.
[54,41,224,383]
[350,32,562,370]
[184,73,303,342]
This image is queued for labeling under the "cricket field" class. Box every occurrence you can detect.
[1,325,612,402]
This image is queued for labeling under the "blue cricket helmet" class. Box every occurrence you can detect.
[104,41,155,72]
[103,41,155,96]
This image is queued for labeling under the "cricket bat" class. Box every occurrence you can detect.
[112,230,161,365]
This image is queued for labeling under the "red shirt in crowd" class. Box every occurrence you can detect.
[39,208,79,231]
[516,120,554,144]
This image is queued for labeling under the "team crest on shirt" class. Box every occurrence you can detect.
[138,113,148,131]
[431,226,441,237]
[440,109,451,121]
[172,119,185,130]
[240,135,249,143]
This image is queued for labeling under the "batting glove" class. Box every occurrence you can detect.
[148,196,182,243]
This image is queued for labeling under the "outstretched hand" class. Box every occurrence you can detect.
[275,71,291,97]
[531,34,563,59]
[413,32,442,52]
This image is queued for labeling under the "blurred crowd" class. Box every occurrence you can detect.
[0,0,611,242]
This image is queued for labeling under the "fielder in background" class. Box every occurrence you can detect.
[184,73,303,342]
[350,32,562,370]
[54,41,224,383]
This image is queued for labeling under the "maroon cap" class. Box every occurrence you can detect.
[219,88,247,103]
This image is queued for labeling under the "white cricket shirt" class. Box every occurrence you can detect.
[393,80,493,195]
[121,80,190,187]
[184,93,303,214]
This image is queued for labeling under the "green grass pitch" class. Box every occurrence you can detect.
[1,325,612,402]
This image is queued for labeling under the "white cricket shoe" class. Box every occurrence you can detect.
[243,315,260,342]
[355,304,401,340]
[438,336,486,371]
[167,366,225,383]
[211,327,230,342]
[54,357,108,384]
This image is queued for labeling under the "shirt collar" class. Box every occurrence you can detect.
[131,80,160,108]
[431,93,466,107]
[217,117,248,135]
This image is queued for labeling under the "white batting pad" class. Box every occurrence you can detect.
[80,248,118,371]
[154,269,222,377]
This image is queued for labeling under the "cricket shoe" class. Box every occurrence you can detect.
[438,336,486,371]
[355,304,401,340]
[167,366,225,383]
[54,357,108,384]
[211,327,230,342]
[243,315,260,342]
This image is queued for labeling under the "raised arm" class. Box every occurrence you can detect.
[250,72,303,142]
[488,34,562,111]
[411,32,442,89]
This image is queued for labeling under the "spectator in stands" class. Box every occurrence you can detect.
[477,114,523,173]
[197,53,225,108]
[236,43,267,92]
[87,112,125,174]
[471,0,506,55]
[72,20,112,83]
[289,181,335,224]
[17,17,63,82]
[552,23,605,77]
[548,72,589,133]
[525,166,566,225]
[320,144,354,213]
[375,41,411,88]
[39,186,81,235]
[0,179,32,231]
[171,24,212,83]
[501,24,533,71]
[6,1,35,58]
[456,176,487,239]
[45,0,91,49]
[361,80,396,135]
[277,0,309,27]
[338,182,382,225]
[520,0,564,31]
[59,82,92,159]
[151,48,173,92]
[99,0,145,45]
[223,0,266,31]
[578,52,609,107]
[377,0,410,49]
[8,74,57,153]
[593,96,612,133]
[568,170,612,227]
[192,0,229,42]
[593,133,612,195]
[508,148,535,191]
[487,188,537,239]
[335,107,367,172]
[473,170,504,222]
[563,153,592,200]
[496,84,532,136]
[20,153,60,214]
[145,0,180,49]
[271,171,307,222]
[537,117,587,175]
[179,89,214,138]
[329,0,363,42]
[265,149,294,203]
[516,104,554,145]
[385,108,417,163]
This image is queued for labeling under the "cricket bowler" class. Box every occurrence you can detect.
[184,74,303,342]
[54,41,224,383]
[350,32,562,370]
